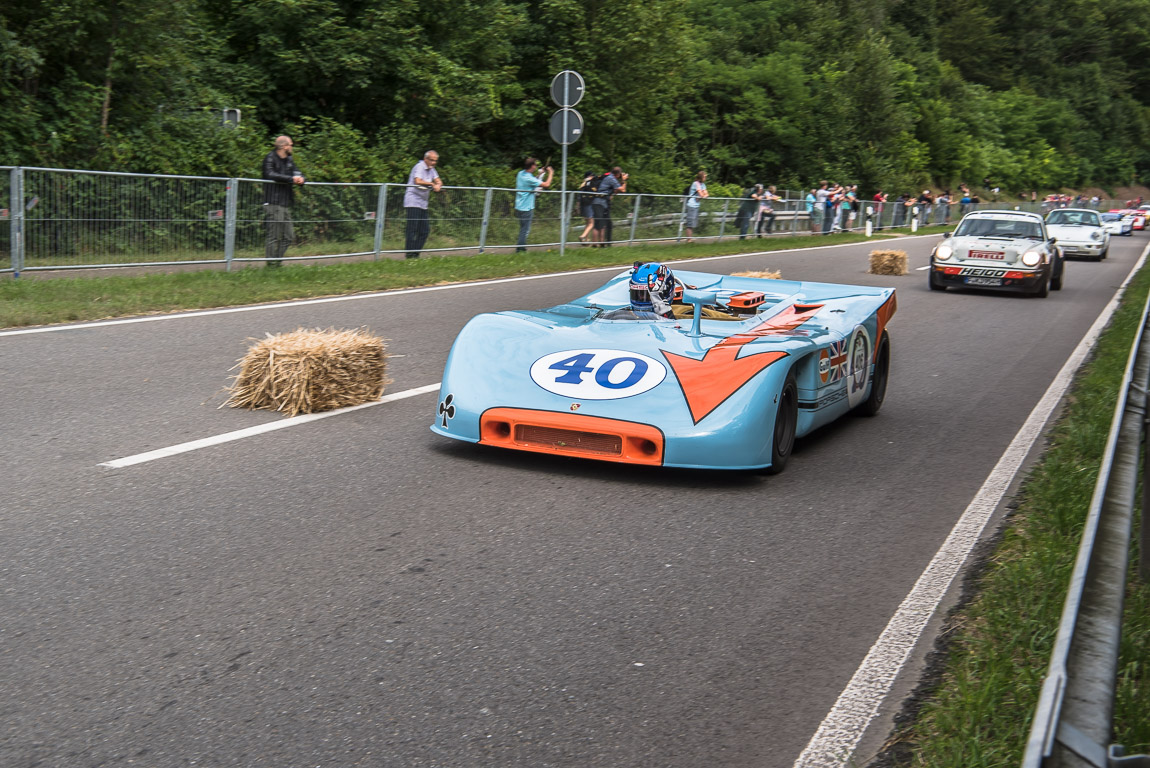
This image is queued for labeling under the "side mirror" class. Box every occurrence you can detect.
[942,232,952,240]
[1049,237,1057,244]
[682,289,720,338]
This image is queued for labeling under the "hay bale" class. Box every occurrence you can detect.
[226,328,389,417]
[731,269,782,280]
[868,249,909,276]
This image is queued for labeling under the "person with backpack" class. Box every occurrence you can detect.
[736,183,763,240]
[591,167,627,247]
[683,171,709,242]
[575,171,598,243]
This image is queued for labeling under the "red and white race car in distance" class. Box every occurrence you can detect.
[1110,209,1146,230]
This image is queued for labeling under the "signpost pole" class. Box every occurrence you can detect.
[560,76,569,258]
[550,70,585,259]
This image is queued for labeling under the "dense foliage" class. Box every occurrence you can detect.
[4,0,1150,194]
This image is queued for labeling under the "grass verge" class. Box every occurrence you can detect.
[0,228,939,329]
[881,262,1150,766]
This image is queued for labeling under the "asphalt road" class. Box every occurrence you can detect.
[1,233,1144,768]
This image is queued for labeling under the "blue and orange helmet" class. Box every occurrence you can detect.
[629,262,676,317]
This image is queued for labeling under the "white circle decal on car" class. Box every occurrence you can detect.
[530,349,667,400]
[846,326,872,408]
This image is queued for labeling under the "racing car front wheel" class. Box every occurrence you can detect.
[856,332,890,417]
[765,371,798,475]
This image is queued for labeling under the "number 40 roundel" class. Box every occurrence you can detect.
[530,349,667,400]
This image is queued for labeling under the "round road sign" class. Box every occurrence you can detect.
[549,108,584,146]
[550,71,585,108]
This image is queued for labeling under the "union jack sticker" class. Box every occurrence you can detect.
[818,340,849,385]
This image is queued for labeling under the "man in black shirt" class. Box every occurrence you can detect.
[262,135,304,267]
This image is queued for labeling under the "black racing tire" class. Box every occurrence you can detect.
[928,271,947,291]
[1100,246,1109,260]
[1051,266,1064,291]
[764,370,798,475]
[1035,272,1050,298]
[856,332,891,417]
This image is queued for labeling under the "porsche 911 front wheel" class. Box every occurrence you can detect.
[765,371,798,475]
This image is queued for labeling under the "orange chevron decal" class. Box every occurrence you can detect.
[662,303,823,424]
[663,347,788,424]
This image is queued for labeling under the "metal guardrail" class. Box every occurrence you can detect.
[1022,283,1150,768]
[0,166,1130,275]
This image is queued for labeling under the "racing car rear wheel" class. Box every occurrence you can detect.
[765,371,798,475]
[856,332,890,417]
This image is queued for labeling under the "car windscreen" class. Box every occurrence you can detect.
[954,217,1043,239]
[1047,210,1100,226]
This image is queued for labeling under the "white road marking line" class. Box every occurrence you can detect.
[99,383,441,469]
[1,236,941,338]
[915,265,931,271]
[792,242,1150,768]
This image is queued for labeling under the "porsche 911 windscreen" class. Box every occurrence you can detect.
[1047,210,1100,226]
[954,218,1043,239]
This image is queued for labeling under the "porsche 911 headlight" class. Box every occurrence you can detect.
[1091,230,1102,241]
[934,244,953,261]
[1021,249,1043,267]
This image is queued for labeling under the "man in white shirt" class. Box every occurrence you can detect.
[403,151,442,259]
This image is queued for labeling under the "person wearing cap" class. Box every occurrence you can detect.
[916,189,934,226]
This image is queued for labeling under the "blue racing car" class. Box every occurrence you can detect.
[431,264,896,472]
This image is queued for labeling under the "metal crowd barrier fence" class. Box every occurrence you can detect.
[0,167,1130,275]
[1021,287,1150,768]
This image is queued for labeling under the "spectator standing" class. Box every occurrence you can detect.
[893,193,910,227]
[575,171,598,243]
[959,190,972,216]
[829,183,844,233]
[514,157,553,253]
[403,150,442,259]
[816,181,831,234]
[806,188,820,233]
[937,190,951,224]
[262,135,305,268]
[684,171,709,242]
[872,189,888,229]
[757,185,781,236]
[736,183,762,240]
[843,185,858,230]
[591,167,627,247]
[917,189,934,226]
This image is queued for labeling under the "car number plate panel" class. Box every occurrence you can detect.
[965,276,1003,286]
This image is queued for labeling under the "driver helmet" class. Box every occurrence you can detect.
[629,262,676,317]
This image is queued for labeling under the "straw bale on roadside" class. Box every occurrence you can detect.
[868,249,909,276]
[226,328,388,417]
[731,269,782,280]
